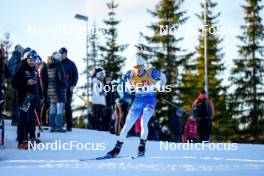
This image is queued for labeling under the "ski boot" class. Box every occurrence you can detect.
[107,140,123,158]
[137,139,146,157]
[18,140,31,150]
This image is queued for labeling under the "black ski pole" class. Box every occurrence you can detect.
[161,98,190,116]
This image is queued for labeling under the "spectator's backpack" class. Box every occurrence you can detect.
[194,99,209,118]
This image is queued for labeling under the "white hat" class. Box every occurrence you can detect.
[51,51,61,60]
[131,56,145,67]
[23,51,30,60]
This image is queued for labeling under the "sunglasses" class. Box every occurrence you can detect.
[28,59,36,62]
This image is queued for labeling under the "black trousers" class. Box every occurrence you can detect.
[65,88,73,129]
[197,118,212,142]
[91,104,106,131]
[103,107,112,131]
[17,107,36,144]
[40,97,49,125]
[11,89,19,124]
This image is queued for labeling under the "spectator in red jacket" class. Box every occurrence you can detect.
[191,90,214,142]
[184,116,198,142]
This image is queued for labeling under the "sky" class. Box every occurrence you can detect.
[0,0,263,108]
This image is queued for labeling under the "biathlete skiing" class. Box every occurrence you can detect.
[105,55,166,159]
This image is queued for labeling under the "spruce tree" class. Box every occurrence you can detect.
[139,0,189,127]
[230,0,264,142]
[194,0,225,103]
[180,0,234,141]
[1,32,12,59]
[196,0,228,141]
[1,32,12,113]
[99,0,128,79]
[89,22,101,68]
[178,55,198,113]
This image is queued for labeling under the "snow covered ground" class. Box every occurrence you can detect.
[1,120,264,176]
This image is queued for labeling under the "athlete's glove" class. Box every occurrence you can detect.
[157,91,165,101]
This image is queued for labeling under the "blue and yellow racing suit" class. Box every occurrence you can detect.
[118,68,166,141]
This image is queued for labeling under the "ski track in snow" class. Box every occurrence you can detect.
[1,120,264,176]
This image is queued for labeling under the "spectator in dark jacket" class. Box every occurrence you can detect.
[38,59,49,126]
[8,44,23,81]
[8,44,23,126]
[104,76,117,131]
[45,52,67,132]
[169,108,184,143]
[191,90,214,142]
[0,45,9,112]
[12,50,41,149]
[59,47,78,131]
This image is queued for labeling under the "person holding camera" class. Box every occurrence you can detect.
[12,50,41,149]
